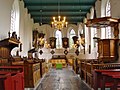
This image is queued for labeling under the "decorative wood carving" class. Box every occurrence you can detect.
[0,37,21,65]
[0,38,20,50]
[75,49,79,56]
[86,17,120,62]
[86,17,119,38]
[72,36,80,55]
[86,17,119,27]
[49,37,56,49]
[62,37,69,48]
[33,30,38,48]
[64,49,68,55]
[72,36,78,45]
[38,33,45,48]
[33,30,45,48]
[98,39,119,63]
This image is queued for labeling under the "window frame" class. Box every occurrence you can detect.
[69,29,76,49]
[55,30,62,49]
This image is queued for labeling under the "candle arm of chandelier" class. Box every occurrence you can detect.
[51,16,68,29]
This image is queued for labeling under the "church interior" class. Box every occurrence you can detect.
[0,0,120,90]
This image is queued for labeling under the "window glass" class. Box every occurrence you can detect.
[105,0,111,38]
[55,30,62,49]
[10,0,19,37]
[69,29,76,48]
[10,4,16,35]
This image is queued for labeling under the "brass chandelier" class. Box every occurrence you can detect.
[52,16,68,30]
[51,1,68,30]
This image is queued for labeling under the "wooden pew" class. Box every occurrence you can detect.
[80,61,86,81]
[112,75,120,90]
[101,71,120,90]
[0,66,24,90]
[0,71,24,90]
[92,64,120,88]
[0,72,12,90]
[24,60,40,88]
[79,59,97,87]
[39,59,46,78]
[0,65,24,90]
[33,59,47,78]
[93,69,120,90]
[0,66,24,72]
[79,59,120,88]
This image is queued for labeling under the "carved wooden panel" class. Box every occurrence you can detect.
[49,37,56,49]
[62,37,69,48]
[98,39,119,63]
[0,47,9,59]
[0,38,20,65]
[24,60,40,88]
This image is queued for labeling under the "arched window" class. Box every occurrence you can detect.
[105,0,111,38]
[90,7,97,50]
[90,7,94,19]
[10,5,16,34]
[101,0,111,39]
[10,0,20,56]
[10,0,20,36]
[69,29,76,49]
[55,30,62,49]
[106,0,111,16]
[78,29,84,51]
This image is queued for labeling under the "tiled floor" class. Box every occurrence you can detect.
[35,68,91,90]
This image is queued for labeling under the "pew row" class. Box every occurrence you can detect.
[0,66,24,90]
[93,69,120,90]
[0,58,47,88]
[79,60,120,88]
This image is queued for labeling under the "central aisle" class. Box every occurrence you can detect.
[36,68,91,90]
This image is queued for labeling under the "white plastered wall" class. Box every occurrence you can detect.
[0,0,14,39]
[19,1,33,57]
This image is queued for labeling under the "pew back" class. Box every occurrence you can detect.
[79,59,120,88]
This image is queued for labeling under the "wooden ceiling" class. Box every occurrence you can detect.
[23,0,97,25]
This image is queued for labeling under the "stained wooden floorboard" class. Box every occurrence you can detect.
[36,68,91,90]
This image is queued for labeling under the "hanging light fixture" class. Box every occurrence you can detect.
[51,1,68,31]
